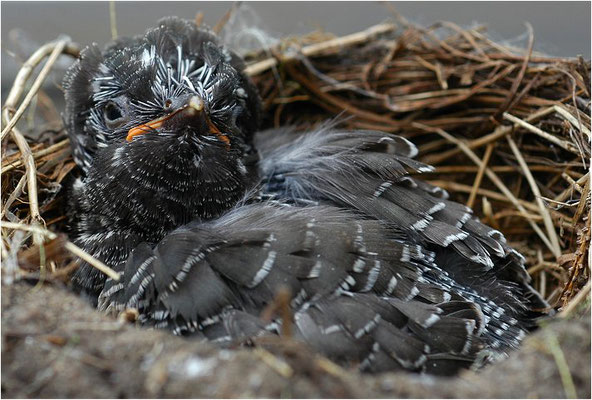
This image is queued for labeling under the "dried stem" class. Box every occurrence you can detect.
[2,138,70,174]
[1,221,120,281]
[506,136,562,257]
[424,106,556,165]
[2,40,78,140]
[503,112,580,154]
[467,143,494,209]
[244,23,397,76]
[1,39,79,243]
[558,279,591,318]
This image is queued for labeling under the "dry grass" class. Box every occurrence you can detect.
[1,12,590,314]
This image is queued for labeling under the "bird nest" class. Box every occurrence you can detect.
[1,15,590,318]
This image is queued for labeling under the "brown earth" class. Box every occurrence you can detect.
[1,281,590,398]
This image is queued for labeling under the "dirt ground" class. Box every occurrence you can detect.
[1,281,590,398]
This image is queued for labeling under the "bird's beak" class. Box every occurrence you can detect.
[126,96,229,147]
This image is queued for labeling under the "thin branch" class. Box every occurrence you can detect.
[1,221,120,281]
[2,138,70,174]
[554,173,589,203]
[2,40,77,140]
[506,136,562,257]
[467,143,494,209]
[544,329,578,399]
[553,104,591,138]
[244,23,397,76]
[109,1,118,40]
[1,39,79,237]
[424,106,556,165]
[503,112,580,154]
[558,279,591,318]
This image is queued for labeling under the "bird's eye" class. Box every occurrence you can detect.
[103,102,126,129]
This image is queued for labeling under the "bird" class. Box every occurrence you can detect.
[63,16,549,375]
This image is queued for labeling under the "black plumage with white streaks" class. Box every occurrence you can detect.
[64,17,548,375]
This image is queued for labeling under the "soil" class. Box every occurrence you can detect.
[2,281,590,398]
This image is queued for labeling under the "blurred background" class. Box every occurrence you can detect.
[2,1,591,99]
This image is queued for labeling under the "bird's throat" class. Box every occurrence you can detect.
[75,140,255,246]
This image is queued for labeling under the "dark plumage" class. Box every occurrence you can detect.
[63,17,548,375]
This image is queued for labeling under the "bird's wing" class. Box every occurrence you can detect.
[98,203,496,373]
[255,125,547,311]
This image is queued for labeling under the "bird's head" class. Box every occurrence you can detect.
[64,17,260,171]
[63,17,261,227]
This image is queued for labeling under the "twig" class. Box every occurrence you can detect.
[503,112,580,154]
[558,279,591,318]
[572,174,590,224]
[213,1,241,34]
[506,136,562,257]
[1,175,27,220]
[415,56,448,89]
[554,173,589,203]
[491,22,534,120]
[1,39,79,239]
[544,329,578,399]
[0,221,120,281]
[2,40,77,140]
[244,22,397,76]
[440,21,489,59]
[252,348,294,378]
[1,138,71,174]
[109,1,118,40]
[553,104,591,138]
[561,173,583,193]
[288,63,397,125]
[5,126,43,230]
[427,165,584,176]
[424,106,556,165]
[467,143,494,208]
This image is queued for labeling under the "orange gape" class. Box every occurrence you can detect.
[126,103,230,149]
[126,112,176,141]
[207,119,230,147]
